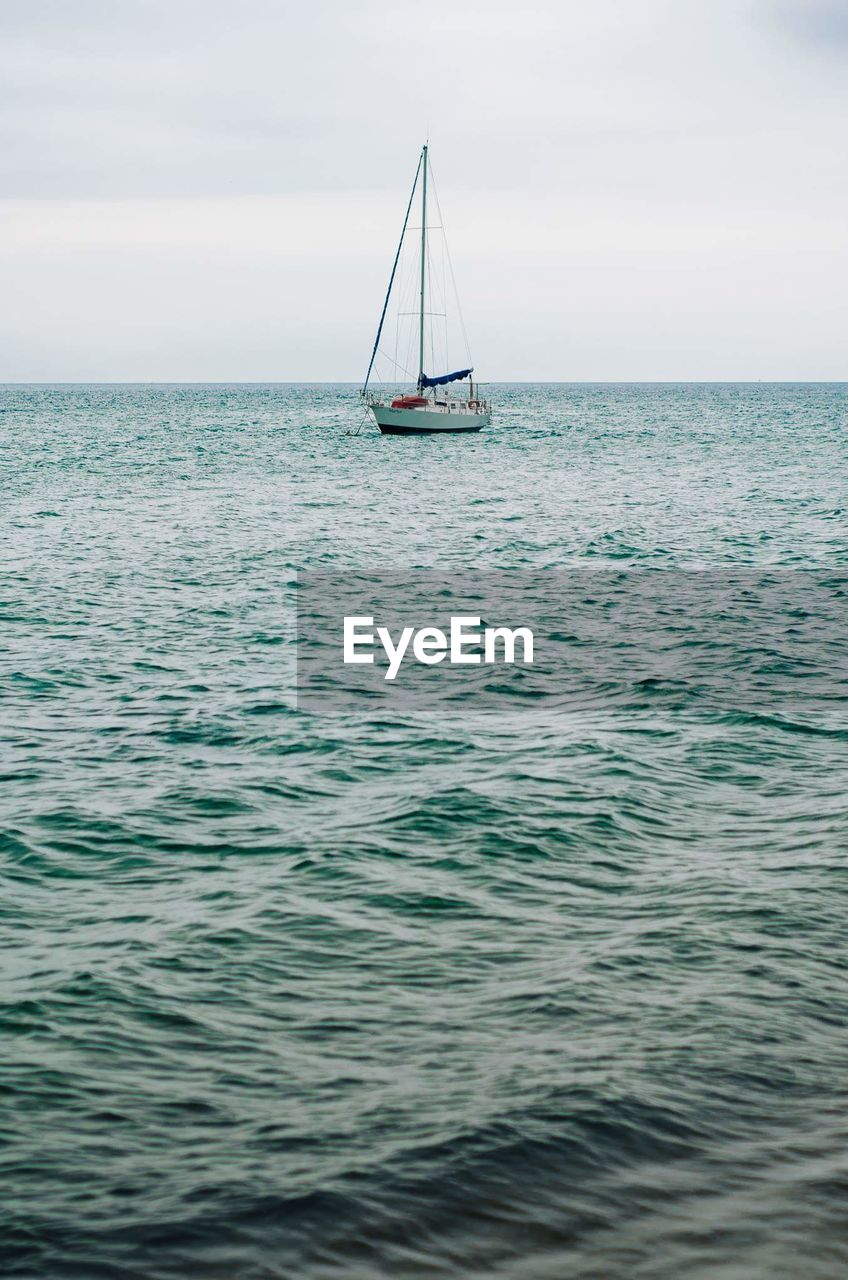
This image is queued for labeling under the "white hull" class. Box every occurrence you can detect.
[371,405,490,434]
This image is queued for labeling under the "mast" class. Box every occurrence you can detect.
[418,143,428,390]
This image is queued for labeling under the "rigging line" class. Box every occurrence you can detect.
[437,193,448,370]
[345,405,372,436]
[444,232,472,369]
[424,210,437,377]
[428,160,473,368]
[427,238,435,373]
[371,340,417,383]
[375,347,416,381]
[393,293,401,384]
[396,246,414,380]
[395,237,417,385]
[362,150,423,395]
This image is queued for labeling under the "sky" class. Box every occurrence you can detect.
[0,0,846,381]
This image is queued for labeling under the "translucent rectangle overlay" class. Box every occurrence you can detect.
[296,570,848,719]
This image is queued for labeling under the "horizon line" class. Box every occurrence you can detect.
[1,379,847,387]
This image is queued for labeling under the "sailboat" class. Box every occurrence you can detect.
[361,144,491,435]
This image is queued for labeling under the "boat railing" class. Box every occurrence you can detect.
[362,389,490,413]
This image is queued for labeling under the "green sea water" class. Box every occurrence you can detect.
[2,382,848,1279]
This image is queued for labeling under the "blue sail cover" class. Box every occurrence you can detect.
[420,367,473,388]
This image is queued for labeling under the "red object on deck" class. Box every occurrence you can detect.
[391,395,428,409]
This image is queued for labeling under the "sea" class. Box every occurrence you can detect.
[2,382,848,1279]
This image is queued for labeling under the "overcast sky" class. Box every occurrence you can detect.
[1,0,846,380]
